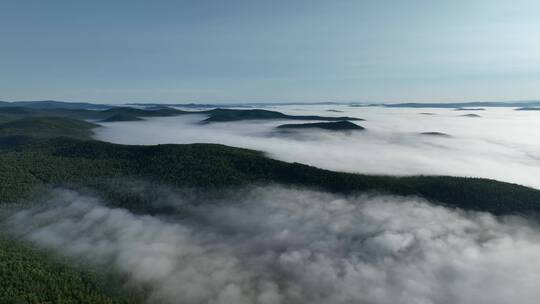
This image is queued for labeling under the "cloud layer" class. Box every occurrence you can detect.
[7,187,540,304]
[94,106,540,189]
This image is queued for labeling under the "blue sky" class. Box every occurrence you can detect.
[1,0,539,103]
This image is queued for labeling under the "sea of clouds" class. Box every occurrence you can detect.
[27,104,538,303]
[6,186,540,304]
[94,105,540,189]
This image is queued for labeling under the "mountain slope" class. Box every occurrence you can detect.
[0,100,111,110]
[203,108,363,123]
[276,120,365,131]
[0,117,98,139]
[0,237,138,304]
[1,113,540,302]
[2,137,540,216]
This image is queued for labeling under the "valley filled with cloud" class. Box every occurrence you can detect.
[96,106,540,189]
[7,185,540,304]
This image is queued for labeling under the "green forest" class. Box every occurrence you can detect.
[1,112,540,303]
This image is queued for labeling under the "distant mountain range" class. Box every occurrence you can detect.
[3,99,540,110]
[202,108,363,123]
[126,101,346,108]
[515,107,540,111]
[276,120,365,131]
[382,100,540,108]
[0,104,363,124]
[0,100,111,110]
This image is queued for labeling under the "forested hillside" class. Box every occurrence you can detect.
[2,112,540,303]
[0,105,362,125]
[202,108,363,122]
[276,120,365,131]
[0,106,189,123]
[2,136,540,216]
[0,117,98,139]
[0,237,141,304]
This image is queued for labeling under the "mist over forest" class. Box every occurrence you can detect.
[96,106,540,188]
[7,185,540,304]
[2,101,540,303]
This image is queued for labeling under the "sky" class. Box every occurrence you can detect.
[1,0,539,104]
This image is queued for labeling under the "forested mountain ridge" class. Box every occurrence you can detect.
[2,112,540,303]
[0,106,190,122]
[0,117,98,139]
[2,135,540,216]
[0,237,140,304]
[276,120,365,131]
[0,100,111,110]
[202,108,363,123]
[0,106,363,124]
[0,113,539,216]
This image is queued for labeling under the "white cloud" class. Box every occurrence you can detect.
[7,186,540,304]
[94,106,540,188]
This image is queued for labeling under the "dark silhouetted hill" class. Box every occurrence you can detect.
[277,120,365,131]
[203,108,363,123]
[101,114,144,122]
[420,132,451,137]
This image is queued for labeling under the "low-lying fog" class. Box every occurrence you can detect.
[7,186,540,304]
[95,106,540,189]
